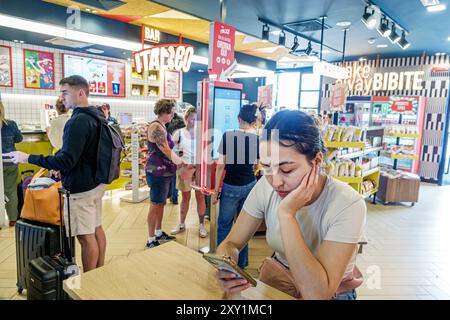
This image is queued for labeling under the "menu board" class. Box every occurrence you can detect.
[63,54,125,97]
[24,49,55,89]
[163,70,180,99]
[0,45,12,87]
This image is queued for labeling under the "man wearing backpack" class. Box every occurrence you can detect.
[5,75,113,272]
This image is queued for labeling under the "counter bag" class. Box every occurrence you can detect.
[20,168,63,226]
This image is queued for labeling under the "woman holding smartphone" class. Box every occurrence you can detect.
[214,110,366,300]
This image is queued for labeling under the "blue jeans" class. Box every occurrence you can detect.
[217,181,256,269]
[335,289,357,300]
[170,175,178,203]
[146,173,173,205]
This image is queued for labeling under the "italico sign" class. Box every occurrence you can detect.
[134,44,194,73]
[336,62,425,95]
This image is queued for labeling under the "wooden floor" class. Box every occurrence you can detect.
[1,183,450,300]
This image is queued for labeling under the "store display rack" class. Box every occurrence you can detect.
[120,124,149,203]
[323,126,383,203]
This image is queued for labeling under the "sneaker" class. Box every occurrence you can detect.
[155,231,176,242]
[199,224,208,238]
[146,240,161,249]
[170,224,186,235]
[9,220,16,227]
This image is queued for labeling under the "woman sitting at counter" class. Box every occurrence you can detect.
[1,101,23,227]
[214,110,366,300]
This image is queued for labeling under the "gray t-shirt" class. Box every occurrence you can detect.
[243,175,366,279]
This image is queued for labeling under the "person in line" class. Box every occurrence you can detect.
[47,98,70,152]
[165,111,186,205]
[1,101,23,227]
[213,104,260,269]
[145,99,185,248]
[6,75,108,272]
[214,110,366,300]
[99,103,118,125]
[170,107,207,238]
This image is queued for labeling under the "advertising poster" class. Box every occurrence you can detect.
[107,61,126,97]
[0,45,12,87]
[257,84,273,108]
[163,70,180,99]
[85,58,107,96]
[24,49,54,89]
[208,21,235,76]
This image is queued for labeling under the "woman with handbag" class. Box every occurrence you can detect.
[1,101,23,227]
[214,110,366,300]
[170,107,207,238]
[145,99,186,249]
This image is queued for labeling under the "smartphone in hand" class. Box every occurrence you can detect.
[203,253,257,287]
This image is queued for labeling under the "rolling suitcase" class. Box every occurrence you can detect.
[27,188,79,300]
[15,220,60,294]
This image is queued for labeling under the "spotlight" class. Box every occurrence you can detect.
[262,24,269,43]
[291,36,299,51]
[361,6,377,29]
[389,23,401,43]
[397,31,410,49]
[377,15,391,37]
[305,41,313,55]
[278,30,286,48]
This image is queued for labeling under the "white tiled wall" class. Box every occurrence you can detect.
[0,40,158,125]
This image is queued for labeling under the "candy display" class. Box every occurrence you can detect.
[321,125,364,143]
[385,125,419,135]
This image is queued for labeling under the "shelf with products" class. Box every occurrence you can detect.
[148,70,159,82]
[131,84,145,97]
[322,124,383,201]
[131,65,145,80]
[147,85,160,98]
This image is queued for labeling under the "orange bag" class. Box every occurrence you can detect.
[20,169,64,226]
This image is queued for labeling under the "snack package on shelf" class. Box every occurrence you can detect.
[385,125,419,135]
[321,125,364,143]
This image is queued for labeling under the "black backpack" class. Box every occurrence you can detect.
[83,109,125,184]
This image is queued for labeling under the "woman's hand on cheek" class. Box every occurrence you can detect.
[278,164,320,217]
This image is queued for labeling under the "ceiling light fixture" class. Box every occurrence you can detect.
[377,15,391,37]
[361,5,377,29]
[305,41,313,55]
[397,31,410,49]
[291,36,299,52]
[261,24,269,43]
[427,4,446,12]
[278,30,286,47]
[376,44,388,48]
[368,37,377,44]
[388,23,401,43]
[336,21,352,27]
[85,8,91,12]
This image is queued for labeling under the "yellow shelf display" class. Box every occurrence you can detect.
[384,133,421,138]
[381,152,418,160]
[325,141,366,149]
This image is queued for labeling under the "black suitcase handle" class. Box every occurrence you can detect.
[58,188,74,263]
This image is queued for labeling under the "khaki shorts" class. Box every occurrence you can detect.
[176,168,195,192]
[63,184,106,237]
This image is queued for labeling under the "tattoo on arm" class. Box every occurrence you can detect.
[152,125,168,149]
